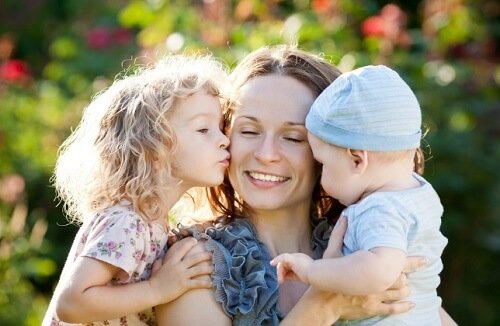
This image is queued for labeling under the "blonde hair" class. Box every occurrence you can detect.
[53,55,228,224]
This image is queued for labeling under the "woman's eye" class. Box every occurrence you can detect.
[241,130,258,135]
[284,136,303,143]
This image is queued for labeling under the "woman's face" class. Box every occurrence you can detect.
[227,74,318,213]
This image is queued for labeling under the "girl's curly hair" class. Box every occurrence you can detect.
[53,55,228,224]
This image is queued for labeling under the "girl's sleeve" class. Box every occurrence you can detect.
[79,208,147,277]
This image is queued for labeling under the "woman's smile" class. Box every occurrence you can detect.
[245,171,290,188]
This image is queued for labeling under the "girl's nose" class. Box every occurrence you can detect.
[219,132,230,149]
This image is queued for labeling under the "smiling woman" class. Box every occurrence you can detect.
[228,74,317,211]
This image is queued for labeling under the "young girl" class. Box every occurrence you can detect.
[42,54,230,325]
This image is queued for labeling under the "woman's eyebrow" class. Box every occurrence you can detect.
[285,121,305,126]
[234,115,258,122]
[235,116,304,126]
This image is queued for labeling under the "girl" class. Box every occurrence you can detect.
[43,54,230,325]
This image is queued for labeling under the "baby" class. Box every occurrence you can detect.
[272,65,447,325]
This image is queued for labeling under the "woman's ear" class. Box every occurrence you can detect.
[347,149,368,174]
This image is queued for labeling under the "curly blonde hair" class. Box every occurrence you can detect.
[53,55,228,224]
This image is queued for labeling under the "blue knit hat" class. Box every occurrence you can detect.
[305,65,422,151]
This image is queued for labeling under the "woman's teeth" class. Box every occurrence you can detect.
[248,172,288,182]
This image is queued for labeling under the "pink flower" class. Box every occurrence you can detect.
[0,174,25,203]
[107,241,117,251]
[362,16,386,37]
[86,27,112,49]
[112,28,133,45]
[0,59,30,82]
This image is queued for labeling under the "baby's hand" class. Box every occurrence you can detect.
[270,253,314,284]
[148,237,213,304]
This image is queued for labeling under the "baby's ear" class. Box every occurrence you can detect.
[347,149,368,174]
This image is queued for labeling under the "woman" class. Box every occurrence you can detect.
[157,45,455,325]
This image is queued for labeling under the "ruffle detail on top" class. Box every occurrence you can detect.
[196,218,280,325]
[310,218,333,258]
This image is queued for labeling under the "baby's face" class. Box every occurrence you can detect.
[307,132,365,206]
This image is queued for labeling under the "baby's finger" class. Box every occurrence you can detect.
[276,263,286,284]
[270,255,282,266]
[165,237,198,262]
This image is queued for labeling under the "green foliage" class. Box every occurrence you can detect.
[0,0,498,324]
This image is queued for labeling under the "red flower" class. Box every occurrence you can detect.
[312,0,331,13]
[0,59,30,82]
[362,16,386,37]
[86,27,112,49]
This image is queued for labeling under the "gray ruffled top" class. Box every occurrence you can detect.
[196,217,332,325]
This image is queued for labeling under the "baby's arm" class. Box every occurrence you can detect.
[54,237,212,323]
[272,247,406,295]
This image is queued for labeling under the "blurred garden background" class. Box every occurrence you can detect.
[0,0,498,324]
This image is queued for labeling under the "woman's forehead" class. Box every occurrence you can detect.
[234,75,315,120]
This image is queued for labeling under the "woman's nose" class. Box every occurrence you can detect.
[254,135,281,162]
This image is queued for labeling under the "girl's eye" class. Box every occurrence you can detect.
[197,128,209,134]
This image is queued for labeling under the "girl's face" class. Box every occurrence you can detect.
[170,90,230,188]
[228,75,318,213]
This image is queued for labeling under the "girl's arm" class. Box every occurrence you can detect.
[55,237,212,323]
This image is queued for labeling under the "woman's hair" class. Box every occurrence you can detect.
[207,45,345,224]
[53,54,227,224]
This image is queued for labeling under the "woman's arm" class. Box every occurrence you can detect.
[281,279,414,325]
[156,287,230,325]
[440,307,458,326]
[155,241,231,326]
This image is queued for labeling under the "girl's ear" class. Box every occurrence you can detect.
[347,149,368,174]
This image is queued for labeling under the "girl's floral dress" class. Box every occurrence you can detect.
[48,203,168,326]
